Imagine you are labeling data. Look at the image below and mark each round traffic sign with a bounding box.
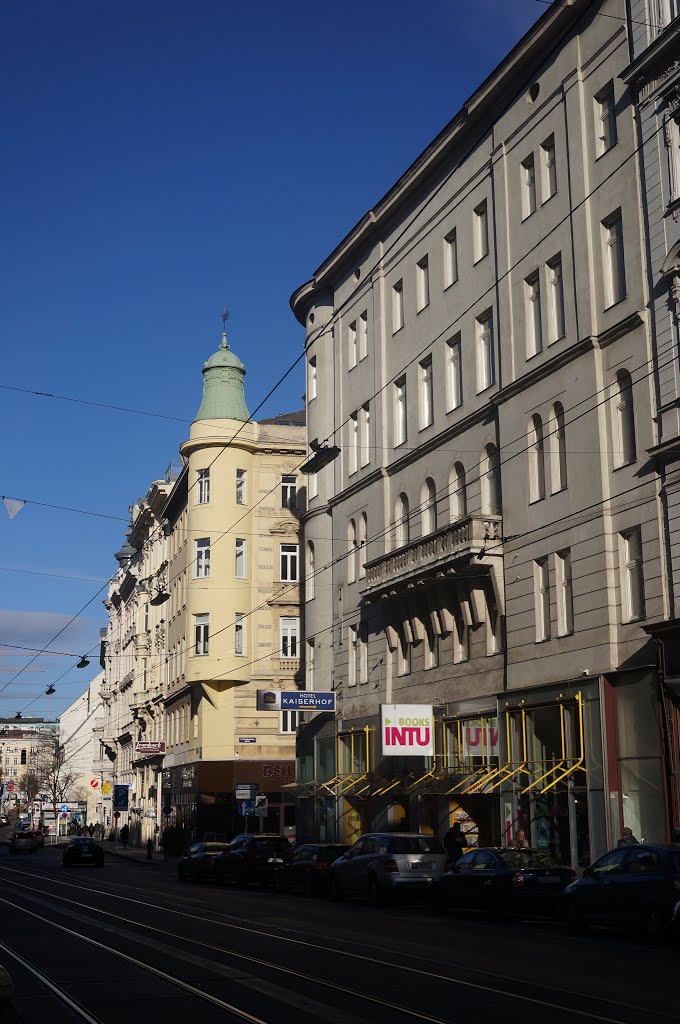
[113,811,121,819]
[162,805,172,816]
[89,779,99,789]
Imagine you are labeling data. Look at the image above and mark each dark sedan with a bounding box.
[177,842,230,882]
[214,834,292,887]
[63,837,104,867]
[276,843,349,896]
[565,844,680,941]
[429,848,574,918]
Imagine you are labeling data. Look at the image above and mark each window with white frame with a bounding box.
[620,528,645,621]
[473,200,489,261]
[348,320,357,369]
[194,613,209,656]
[521,154,537,218]
[235,468,246,505]
[234,612,245,656]
[397,635,411,676]
[348,625,358,686]
[546,254,565,343]
[666,109,680,202]
[358,512,367,579]
[528,414,546,503]
[359,311,368,361]
[306,541,315,601]
[280,543,299,582]
[197,469,210,504]
[308,471,318,500]
[235,538,246,579]
[541,135,557,199]
[416,255,430,311]
[475,310,494,392]
[595,82,617,156]
[194,538,211,578]
[281,474,297,509]
[306,638,315,688]
[555,549,574,636]
[419,356,434,429]
[281,709,304,734]
[347,518,357,584]
[359,626,368,683]
[392,279,404,332]
[308,355,317,400]
[446,335,462,411]
[360,403,370,467]
[602,211,626,307]
[525,271,543,358]
[482,444,501,515]
[422,478,437,534]
[396,493,410,547]
[613,369,636,466]
[487,604,503,655]
[349,412,359,475]
[394,376,407,446]
[549,402,568,493]
[280,616,299,658]
[443,228,458,288]
[534,558,551,641]
[426,630,439,669]
[450,463,466,521]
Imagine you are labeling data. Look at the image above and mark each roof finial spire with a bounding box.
[220,307,230,350]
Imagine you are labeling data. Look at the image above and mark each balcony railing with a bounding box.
[363,513,502,593]
[276,658,301,674]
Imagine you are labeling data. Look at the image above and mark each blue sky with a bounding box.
[0,0,543,717]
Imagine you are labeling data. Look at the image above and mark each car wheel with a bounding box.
[643,908,667,943]
[330,876,344,902]
[567,901,588,934]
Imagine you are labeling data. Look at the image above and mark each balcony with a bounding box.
[362,514,502,595]
[276,658,301,674]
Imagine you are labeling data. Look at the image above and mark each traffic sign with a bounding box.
[235,784,259,799]
[254,795,268,818]
[238,799,255,817]
[59,804,69,813]
[113,811,121,819]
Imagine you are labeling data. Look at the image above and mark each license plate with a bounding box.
[411,861,433,870]
[268,857,283,864]
[537,876,559,884]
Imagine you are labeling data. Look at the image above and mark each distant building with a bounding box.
[58,672,105,823]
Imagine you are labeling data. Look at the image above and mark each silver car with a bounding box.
[329,832,447,905]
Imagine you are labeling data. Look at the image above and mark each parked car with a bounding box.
[177,842,231,882]
[276,843,350,896]
[8,830,37,854]
[214,834,292,887]
[329,833,448,905]
[565,844,680,941]
[429,848,574,918]
[62,837,104,868]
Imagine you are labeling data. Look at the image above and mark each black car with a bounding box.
[177,842,231,882]
[565,844,680,940]
[63,837,104,867]
[429,847,574,918]
[214,834,292,887]
[276,843,350,896]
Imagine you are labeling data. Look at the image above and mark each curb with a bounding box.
[103,848,172,868]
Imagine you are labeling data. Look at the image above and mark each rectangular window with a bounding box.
[595,82,617,157]
[348,625,357,687]
[280,616,299,659]
[394,376,407,446]
[308,356,317,400]
[281,709,304,734]
[307,638,315,688]
[621,528,645,622]
[197,469,210,504]
[521,154,537,218]
[546,255,565,343]
[281,474,297,509]
[358,628,369,683]
[416,255,430,311]
[194,538,211,579]
[419,356,434,429]
[348,320,357,369]
[235,538,246,579]
[398,637,411,677]
[280,543,299,582]
[360,402,370,467]
[236,468,246,505]
[358,311,368,361]
[446,335,462,412]
[443,229,458,288]
[234,613,245,656]
[473,200,489,261]
[349,411,359,475]
[425,632,439,670]
[308,472,318,500]
[194,614,209,656]
[602,211,626,307]
[534,558,551,642]
[475,310,494,392]
[555,550,574,636]
[541,135,557,199]
[668,113,680,202]
[525,271,543,358]
[392,279,404,332]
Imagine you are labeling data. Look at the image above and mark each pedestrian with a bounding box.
[671,827,680,845]
[508,829,530,849]
[120,823,129,849]
[87,822,95,837]
[146,837,153,860]
[443,821,467,866]
[617,826,640,847]
[94,821,102,841]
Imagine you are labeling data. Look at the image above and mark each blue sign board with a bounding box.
[235,783,259,799]
[256,690,336,712]
[113,785,129,811]
[238,799,255,817]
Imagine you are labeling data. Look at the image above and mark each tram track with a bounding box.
[0,937,104,1024]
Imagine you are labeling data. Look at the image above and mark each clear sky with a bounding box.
[0,0,543,718]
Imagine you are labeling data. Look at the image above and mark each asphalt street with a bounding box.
[0,841,675,1024]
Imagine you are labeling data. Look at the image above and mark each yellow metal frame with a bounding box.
[540,691,585,793]
[520,701,566,794]
[483,705,530,792]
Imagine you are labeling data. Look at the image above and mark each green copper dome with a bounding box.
[195,330,250,422]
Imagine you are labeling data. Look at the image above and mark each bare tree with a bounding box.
[37,736,79,810]
[18,767,41,802]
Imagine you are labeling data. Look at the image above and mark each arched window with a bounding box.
[358,512,368,579]
[422,478,437,535]
[614,369,636,466]
[549,402,567,492]
[481,444,501,515]
[348,519,357,583]
[395,493,410,547]
[449,463,467,521]
[528,414,546,503]
[305,541,315,601]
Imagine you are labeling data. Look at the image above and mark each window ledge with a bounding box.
[521,210,536,223]
[392,326,405,337]
[528,496,546,506]
[595,142,618,162]
[444,280,459,292]
[534,638,551,645]
[603,295,627,314]
[473,252,489,266]
[416,304,430,315]
[612,458,637,472]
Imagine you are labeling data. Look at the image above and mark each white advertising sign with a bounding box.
[462,718,499,759]
[381,704,434,757]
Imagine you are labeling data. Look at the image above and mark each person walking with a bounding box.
[87,822,95,837]
[120,823,129,850]
[146,837,153,860]
[617,826,640,847]
[443,821,467,866]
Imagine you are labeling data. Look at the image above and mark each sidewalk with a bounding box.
[103,843,175,870]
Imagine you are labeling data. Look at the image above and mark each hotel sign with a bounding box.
[256,690,336,712]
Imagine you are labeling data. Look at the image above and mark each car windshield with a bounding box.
[203,843,230,852]
[389,837,444,854]
[498,850,562,869]
[72,838,95,845]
